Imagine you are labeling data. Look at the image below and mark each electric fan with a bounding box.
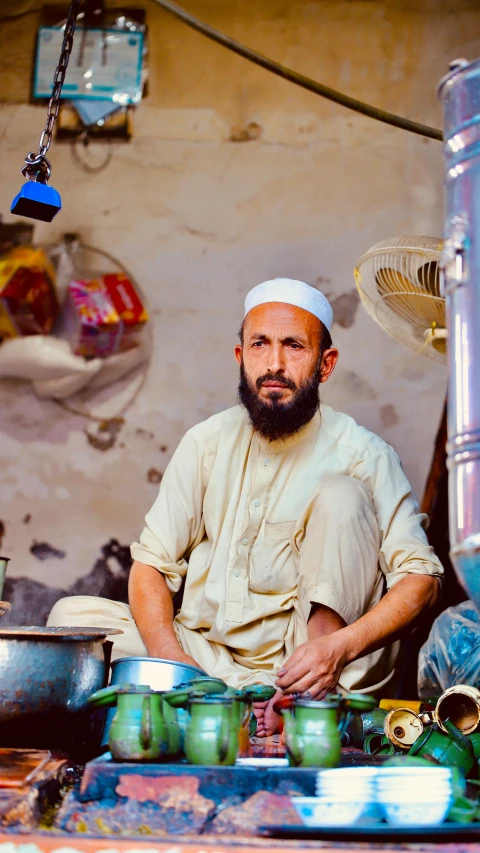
[354,236,446,364]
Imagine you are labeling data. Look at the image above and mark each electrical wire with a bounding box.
[71,135,113,174]
[150,0,443,142]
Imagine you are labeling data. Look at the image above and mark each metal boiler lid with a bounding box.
[0,626,123,641]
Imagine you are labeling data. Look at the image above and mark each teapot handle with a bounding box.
[283,716,303,765]
[102,640,114,686]
[273,694,294,715]
[140,695,153,750]
[442,717,474,756]
[218,706,232,763]
[241,695,253,728]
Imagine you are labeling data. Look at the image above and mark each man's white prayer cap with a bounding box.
[244,278,333,333]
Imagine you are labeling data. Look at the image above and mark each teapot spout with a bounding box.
[443,717,474,758]
[140,695,153,750]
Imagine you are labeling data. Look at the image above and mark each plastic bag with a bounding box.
[0,335,147,399]
[0,336,101,382]
[418,601,480,697]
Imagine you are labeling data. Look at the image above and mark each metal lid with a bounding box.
[0,626,123,641]
[437,57,480,114]
[116,684,155,695]
[295,697,340,709]
[190,694,233,704]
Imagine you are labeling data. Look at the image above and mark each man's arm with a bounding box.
[275,573,439,696]
[129,561,199,667]
[128,428,206,663]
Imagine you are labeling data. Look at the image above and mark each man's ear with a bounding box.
[234,344,243,365]
[320,348,339,383]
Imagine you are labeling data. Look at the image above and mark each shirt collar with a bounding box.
[252,409,321,455]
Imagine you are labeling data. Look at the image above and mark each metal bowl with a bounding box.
[110,656,206,691]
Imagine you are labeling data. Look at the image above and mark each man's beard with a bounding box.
[238,360,321,441]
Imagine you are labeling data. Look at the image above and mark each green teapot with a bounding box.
[341,694,386,747]
[237,684,276,739]
[468,732,480,761]
[89,684,179,762]
[225,690,254,753]
[185,695,237,765]
[164,676,228,747]
[188,677,229,695]
[447,795,478,823]
[363,732,396,755]
[409,718,476,777]
[165,676,229,708]
[188,688,266,762]
[242,684,276,703]
[343,693,378,713]
[274,694,341,768]
[310,692,379,746]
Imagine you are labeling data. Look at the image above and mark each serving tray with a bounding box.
[259,822,480,841]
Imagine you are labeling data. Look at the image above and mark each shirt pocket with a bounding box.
[250,521,297,594]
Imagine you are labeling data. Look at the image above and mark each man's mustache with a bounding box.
[256,373,297,392]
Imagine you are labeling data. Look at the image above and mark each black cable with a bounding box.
[151,0,443,142]
[71,135,113,173]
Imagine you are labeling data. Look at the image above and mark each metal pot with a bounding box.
[436,685,480,735]
[0,626,121,755]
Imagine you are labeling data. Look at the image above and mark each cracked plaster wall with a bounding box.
[0,0,479,606]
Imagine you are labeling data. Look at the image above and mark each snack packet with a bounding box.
[0,247,59,340]
[64,278,122,358]
[103,273,148,352]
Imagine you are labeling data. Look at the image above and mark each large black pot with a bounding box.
[0,626,120,758]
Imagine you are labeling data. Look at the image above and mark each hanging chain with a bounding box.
[22,0,82,183]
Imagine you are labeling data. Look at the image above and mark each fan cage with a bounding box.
[354,236,446,364]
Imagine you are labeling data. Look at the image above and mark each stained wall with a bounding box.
[0,0,478,617]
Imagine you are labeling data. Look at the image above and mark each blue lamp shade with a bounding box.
[11,181,62,222]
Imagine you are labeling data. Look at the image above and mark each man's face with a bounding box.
[235,303,338,440]
[237,303,324,402]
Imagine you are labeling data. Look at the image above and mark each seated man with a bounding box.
[49,278,443,736]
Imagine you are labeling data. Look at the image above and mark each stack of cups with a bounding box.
[374,766,453,827]
[315,767,379,822]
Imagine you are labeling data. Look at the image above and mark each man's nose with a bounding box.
[267,343,285,374]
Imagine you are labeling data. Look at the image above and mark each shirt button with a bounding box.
[253,499,261,507]
[242,537,248,545]
[234,569,241,577]
[264,459,270,466]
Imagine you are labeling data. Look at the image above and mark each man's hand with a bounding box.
[150,637,200,670]
[275,632,348,698]
[276,575,440,698]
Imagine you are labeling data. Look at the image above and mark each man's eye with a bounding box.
[252,341,264,347]
[289,343,302,350]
